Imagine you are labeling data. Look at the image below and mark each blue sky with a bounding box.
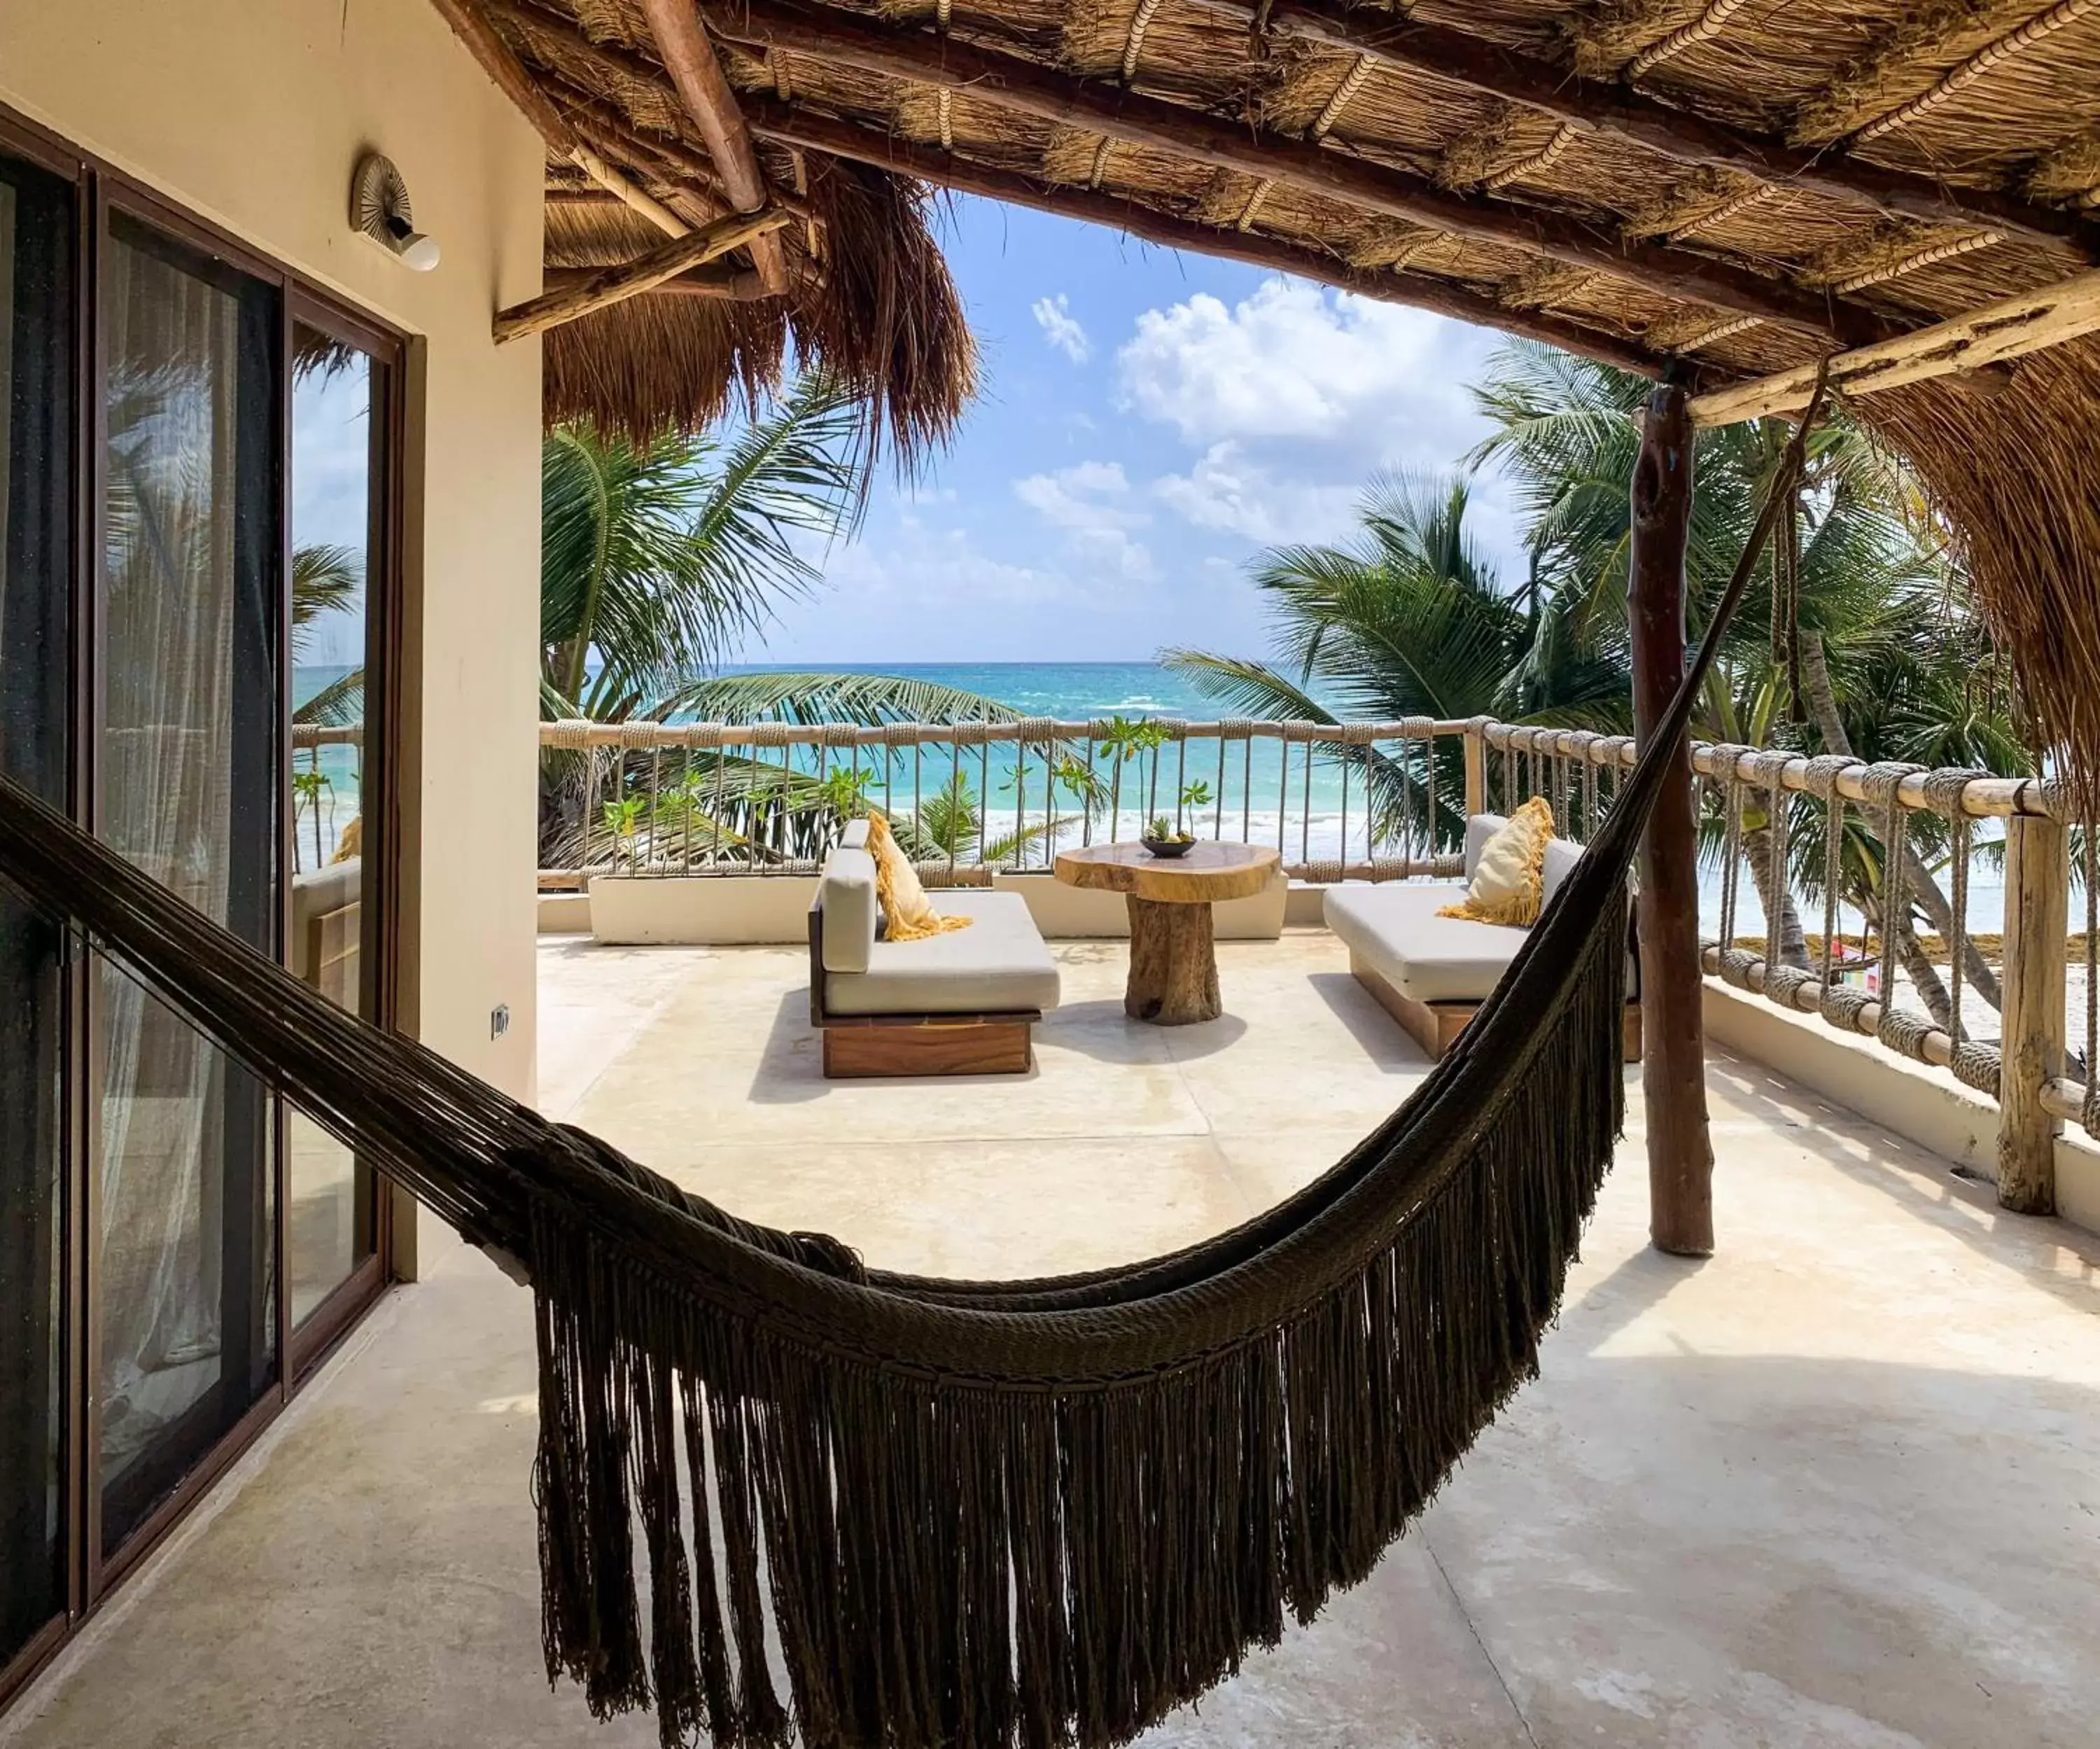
[751,194,1530,668]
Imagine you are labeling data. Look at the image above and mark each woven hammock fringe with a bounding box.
[527,904,1627,1749]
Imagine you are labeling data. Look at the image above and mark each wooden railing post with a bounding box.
[1462,725,1487,818]
[1996,812,2066,1214]
[1630,368,1714,1257]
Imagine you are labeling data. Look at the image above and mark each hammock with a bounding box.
[0,475,1765,1749]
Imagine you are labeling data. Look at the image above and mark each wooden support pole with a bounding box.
[1180,0,2099,256]
[713,0,1889,344]
[493,209,790,340]
[1629,370,1714,1257]
[638,0,791,292]
[1690,269,2100,426]
[1996,814,2067,1215]
[750,104,1668,377]
[1462,725,1486,817]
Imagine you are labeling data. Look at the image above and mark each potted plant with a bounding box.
[1142,811,1196,858]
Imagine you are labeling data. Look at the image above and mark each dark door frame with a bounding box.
[0,95,410,1711]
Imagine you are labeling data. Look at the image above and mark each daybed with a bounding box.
[1325,814,1642,1062]
[808,821,1061,1078]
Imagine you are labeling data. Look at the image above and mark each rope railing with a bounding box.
[1478,722,2093,1194]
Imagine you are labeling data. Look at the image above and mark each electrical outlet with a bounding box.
[491,1003,510,1040]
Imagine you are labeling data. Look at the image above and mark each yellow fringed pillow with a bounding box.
[864,812,971,943]
[1437,797,1555,928]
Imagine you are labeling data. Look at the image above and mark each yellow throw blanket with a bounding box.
[864,812,972,942]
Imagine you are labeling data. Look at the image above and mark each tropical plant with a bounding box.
[1168,342,2026,1026]
[532,375,1059,869]
[1163,472,1603,851]
[1469,340,2024,1013]
[540,372,867,722]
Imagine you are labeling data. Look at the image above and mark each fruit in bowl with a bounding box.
[1142,814,1196,858]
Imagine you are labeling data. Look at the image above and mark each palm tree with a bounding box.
[536,374,1086,870]
[1469,341,2026,1010]
[1163,472,1622,852]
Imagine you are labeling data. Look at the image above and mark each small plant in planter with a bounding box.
[1142,811,1196,858]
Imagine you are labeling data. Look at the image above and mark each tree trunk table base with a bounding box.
[1054,840,1280,1028]
[1124,896,1219,1024]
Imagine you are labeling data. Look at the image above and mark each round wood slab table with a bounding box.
[1054,841,1281,1025]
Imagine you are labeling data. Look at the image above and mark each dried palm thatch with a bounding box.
[447,0,2100,780]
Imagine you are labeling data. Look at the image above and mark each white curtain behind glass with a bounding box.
[95,235,241,1461]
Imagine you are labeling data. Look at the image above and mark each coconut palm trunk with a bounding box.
[1740,817,1812,970]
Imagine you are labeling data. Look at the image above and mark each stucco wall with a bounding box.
[0,0,545,1271]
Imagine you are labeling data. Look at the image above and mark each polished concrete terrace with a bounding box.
[6,930,2099,1748]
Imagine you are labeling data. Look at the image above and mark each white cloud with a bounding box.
[1116,277,1527,581]
[1013,460,1158,583]
[1031,293,1091,364]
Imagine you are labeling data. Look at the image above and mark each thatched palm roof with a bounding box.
[436,0,2100,776]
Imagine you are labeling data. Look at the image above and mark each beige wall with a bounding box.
[0,0,546,1267]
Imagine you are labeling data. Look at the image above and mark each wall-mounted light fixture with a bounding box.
[351,152,441,272]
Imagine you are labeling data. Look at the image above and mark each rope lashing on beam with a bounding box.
[1628,0,1754,80]
[1828,229,2008,295]
[1482,121,1580,192]
[1311,55,1375,138]
[1241,50,1375,232]
[1120,0,1164,80]
[1851,0,2100,146]
[1665,182,1778,242]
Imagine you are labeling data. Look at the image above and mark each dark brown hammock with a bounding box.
[0,464,1765,1748]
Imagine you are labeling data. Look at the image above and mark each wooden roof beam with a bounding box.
[495,208,791,340]
[637,0,791,292]
[426,0,687,237]
[744,101,1673,377]
[541,261,775,299]
[709,0,1894,345]
[1181,0,2100,258]
[1688,267,2100,424]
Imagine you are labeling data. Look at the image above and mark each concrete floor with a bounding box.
[7,930,2100,1748]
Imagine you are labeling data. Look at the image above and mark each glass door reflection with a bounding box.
[286,326,379,1326]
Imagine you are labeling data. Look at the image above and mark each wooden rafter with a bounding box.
[426,0,686,238]
[1687,269,2100,424]
[704,0,1896,343]
[745,101,1674,377]
[539,262,774,299]
[638,0,791,293]
[495,209,792,340]
[1182,0,2100,254]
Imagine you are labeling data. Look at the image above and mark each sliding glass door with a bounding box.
[0,111,400,1705]
[0,141,74,1686]
[94,214,282,1556]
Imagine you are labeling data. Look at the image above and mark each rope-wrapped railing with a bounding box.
[1480,723,2100,1180]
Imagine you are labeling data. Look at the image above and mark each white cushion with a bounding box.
[818,844,879,973]
[1326,842,1628,1006]
[840,818,871,850]
[825,890,1060,1017]
[1326,883,1522,1003]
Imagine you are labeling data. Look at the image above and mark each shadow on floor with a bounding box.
[1705,1052,2100,1320]
[1304,970,1434,1073]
